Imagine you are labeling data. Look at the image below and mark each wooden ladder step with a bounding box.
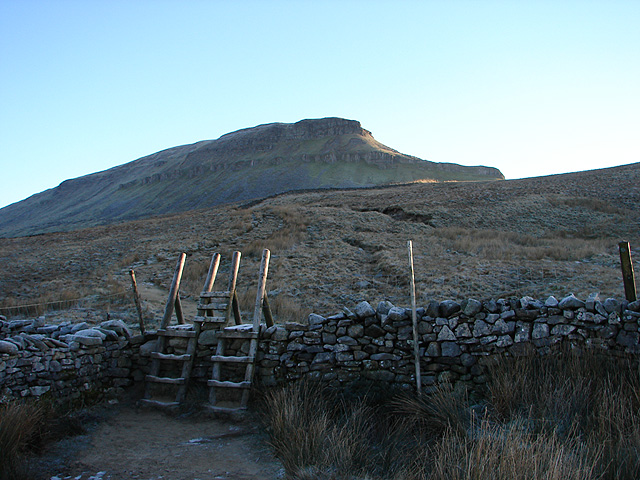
[208,380,251,389]
[150,352,192,361]
[200,291,231,298]
[140,398,180,408]
[206,405,248,413]
[217,329,259,339]
[193,315,227,323]
[146,375,186,385]
[211,355,253,364]
[157,328,196,338]
[197,303,229,310]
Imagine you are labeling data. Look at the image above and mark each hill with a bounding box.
[0,117,503,238]
[0,162,638,322]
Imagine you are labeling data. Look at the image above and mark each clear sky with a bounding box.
[1,0,638,209]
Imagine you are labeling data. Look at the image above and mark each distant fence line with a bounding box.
[0,290,129,317]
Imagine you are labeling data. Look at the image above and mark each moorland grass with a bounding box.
[263,350,640,479]
[0,401,43,480]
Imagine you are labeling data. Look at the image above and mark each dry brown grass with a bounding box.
[262,379,372,479]
[421,420,598,480]
[0,401,44,480]
[244,205,311,258]
[547,195,628,216]
[262,350,640,479]
[0,164,638,318]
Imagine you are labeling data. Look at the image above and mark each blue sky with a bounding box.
[1,0,638,209]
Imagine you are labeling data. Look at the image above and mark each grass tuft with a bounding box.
[263,350,640,479]
[0,401,44,480]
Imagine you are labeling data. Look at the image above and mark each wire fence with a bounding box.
[0,290,131,318]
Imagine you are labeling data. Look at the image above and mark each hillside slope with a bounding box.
[0,162,638,320]
[0,118,503,237]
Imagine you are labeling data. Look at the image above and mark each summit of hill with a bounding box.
[0,117,503,238]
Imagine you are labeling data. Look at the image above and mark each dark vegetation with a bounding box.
[0,394,105,479]
[262,349,640,479]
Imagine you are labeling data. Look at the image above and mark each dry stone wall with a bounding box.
[254,293,640,391]
[2,292,640,404]
[0,316,145,403]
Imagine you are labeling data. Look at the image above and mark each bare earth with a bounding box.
[41,406,283,480]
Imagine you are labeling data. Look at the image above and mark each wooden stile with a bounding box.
[143,249,267,412]
[142,252,195,407]
[207,249,270,412]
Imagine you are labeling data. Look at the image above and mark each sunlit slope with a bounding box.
[0,118,503,237]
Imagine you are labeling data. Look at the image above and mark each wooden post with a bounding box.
[203,253,221,294]
[228,251,242,293]
[232,291,243,325]
[199,253,221,319]
[129,269,145,334]
[174,296,185,324]
[262,294,275,327]
[619,241,637,302]
[253,249,270,331]
[408,241,422,395]
[161,253,186,329]
[228,251,242,324]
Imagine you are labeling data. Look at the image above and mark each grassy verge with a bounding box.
[0,391,109,479]
[262,350,640,479]
[0,401,44,480]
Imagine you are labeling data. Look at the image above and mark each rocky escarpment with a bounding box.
[0,117,503,238]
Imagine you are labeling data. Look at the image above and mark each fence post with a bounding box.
[619,242,637,302]
[408,241,422,395]
[129,269,145,334]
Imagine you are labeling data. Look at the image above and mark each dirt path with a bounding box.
[42,406,284,480]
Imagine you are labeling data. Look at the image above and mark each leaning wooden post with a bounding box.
[199,253,221,319]
[161,252,186,329]
[408,241,422,395]
[228,251,242,325]
[262,294,275,327]
[174,296,185,324]
[203,253,222,294]
[129,269,145,334]
[619,241,637,302]
[253,249,271,331]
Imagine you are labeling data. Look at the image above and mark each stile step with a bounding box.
[206,405,248,413]
[208,379,251,389]
[200,291,231,298]
[197,303,229,310]
[193,316,227,324]
[157,329,196,338]
[140,398,180,408]
[211,355,253,364]
[217,330,258,339]
[150,352,191,361]
[146,375,186,385]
